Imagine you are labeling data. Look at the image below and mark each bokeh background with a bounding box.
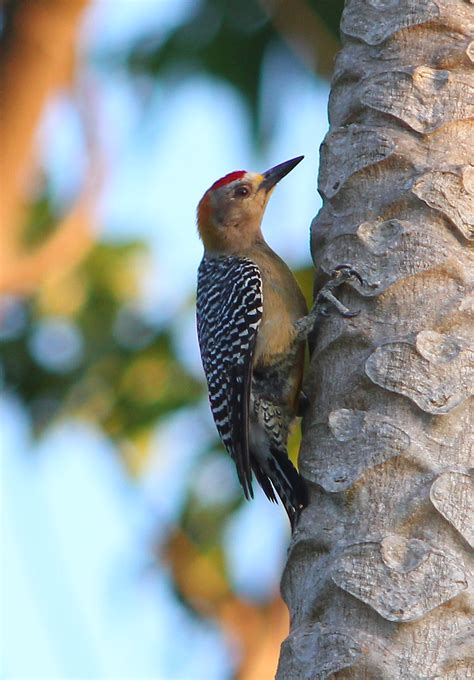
[1,1,343,678]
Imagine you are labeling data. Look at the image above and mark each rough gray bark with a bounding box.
[277,1,473,678]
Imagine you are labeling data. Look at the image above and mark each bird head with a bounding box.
[197,155,304,255]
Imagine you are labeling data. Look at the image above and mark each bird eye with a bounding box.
[234,185,250,198]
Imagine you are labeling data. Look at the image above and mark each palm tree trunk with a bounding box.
[277,1,473,677]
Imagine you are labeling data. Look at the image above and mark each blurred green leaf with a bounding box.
[126,0,274,137]
[1,241,203,443]
[97,0,344,140]
[21,183,57,249]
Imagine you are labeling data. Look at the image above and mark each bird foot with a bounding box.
[292,264,365,341]
[315,264,365,318]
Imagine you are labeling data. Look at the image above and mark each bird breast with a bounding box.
[248,247,307,368]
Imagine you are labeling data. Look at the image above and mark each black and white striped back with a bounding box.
[196,255,263,497]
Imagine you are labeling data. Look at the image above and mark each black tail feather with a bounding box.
[256,446,308,530]
[271,446,308,507]
[251,459,278,504]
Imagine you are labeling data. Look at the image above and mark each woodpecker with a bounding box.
[196,156,361,529]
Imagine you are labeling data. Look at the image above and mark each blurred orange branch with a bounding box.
[0,0,94,295]
[165,528,288,679]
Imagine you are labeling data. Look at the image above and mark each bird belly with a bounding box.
[250,393,289,451]
[252,346,304,417]
[253,269,303,361]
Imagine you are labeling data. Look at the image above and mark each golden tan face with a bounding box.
[197,157,304,254]
[197,172,272,253]
[209,172,270,227]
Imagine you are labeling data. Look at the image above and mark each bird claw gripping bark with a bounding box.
[293,264,364,341]
[316,264,364,319]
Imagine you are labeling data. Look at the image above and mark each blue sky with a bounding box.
[1,1,330,678]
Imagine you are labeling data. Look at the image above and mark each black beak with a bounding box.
[259,155,304,192]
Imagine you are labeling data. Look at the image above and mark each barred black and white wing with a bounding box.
[196,256,263,499]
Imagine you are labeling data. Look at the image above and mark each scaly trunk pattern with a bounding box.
[277,1,473,678]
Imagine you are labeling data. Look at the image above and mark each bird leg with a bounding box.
[293,264,364,342]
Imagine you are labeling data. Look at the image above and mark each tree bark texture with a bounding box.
[278,1,473,678]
